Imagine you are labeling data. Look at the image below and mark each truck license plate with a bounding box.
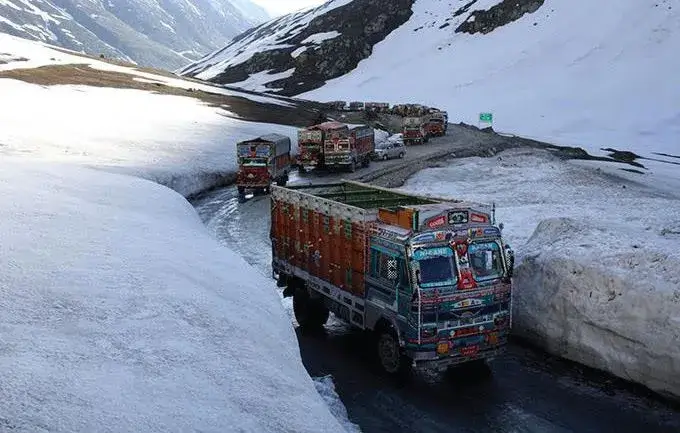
[460,345,479,357]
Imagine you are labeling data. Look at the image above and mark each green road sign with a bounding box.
[479,112,493,122]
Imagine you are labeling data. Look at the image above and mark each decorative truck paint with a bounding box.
[425,112,447,137]
[297,129,325,170]
[402,116,428,145]
[236,133,291,196]
[322,123,375,172]
[271,181,515,374]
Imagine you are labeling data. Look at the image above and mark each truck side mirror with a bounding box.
[504,248,515,280]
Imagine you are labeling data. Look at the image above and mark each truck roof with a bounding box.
[237,133,291,156]
[238,133,290,145]
[308,121,347,131]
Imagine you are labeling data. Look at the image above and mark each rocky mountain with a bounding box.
[178,0,551,95]
[0,0,270,70]
[178,0,416,95]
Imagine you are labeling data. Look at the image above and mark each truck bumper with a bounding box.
[407,344,507,371]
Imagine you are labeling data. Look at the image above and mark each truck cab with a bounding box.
[426,112,447,137]
[297,128,325,172]
[402,116,428,145]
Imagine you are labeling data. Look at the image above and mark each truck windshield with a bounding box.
[468,241,504,282]
[240,157,267,166]
[412,247,457,288]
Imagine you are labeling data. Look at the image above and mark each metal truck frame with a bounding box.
[236,133,291,197]
[271,181,514,376]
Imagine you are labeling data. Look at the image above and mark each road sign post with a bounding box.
[479,112,493,129]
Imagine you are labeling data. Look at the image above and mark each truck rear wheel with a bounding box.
[293,289,329,329]
[375,325,412,377]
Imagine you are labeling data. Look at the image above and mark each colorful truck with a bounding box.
[425,112,447,137]
[322,123,375,172]
[297,126,326,172]
[402,116,428,145]
[236,133,291,197]
[271,181,514,375]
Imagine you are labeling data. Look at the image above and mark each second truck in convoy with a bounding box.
[271,181,514,375]
[298,121,375,172]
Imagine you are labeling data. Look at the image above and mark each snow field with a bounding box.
[402,148,680,398]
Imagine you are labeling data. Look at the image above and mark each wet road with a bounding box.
[191,130,680,432]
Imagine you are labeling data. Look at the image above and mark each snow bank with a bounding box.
[0,35,354,431]
[301,0,680,168]
[402,149,680,398]
[0,159,345,432]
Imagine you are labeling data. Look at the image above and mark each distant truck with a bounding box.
[365,102,390,113]
[402,116,428,145]
[236,133,291,197]
[348,101,365,111]
[322,122,375,172]
[271,181,514,375]
[297,125,326,172]
[425,112,447,137]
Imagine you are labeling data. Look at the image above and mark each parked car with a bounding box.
[374,140,406,160]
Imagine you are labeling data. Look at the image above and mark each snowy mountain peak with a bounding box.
[0,0,270,70]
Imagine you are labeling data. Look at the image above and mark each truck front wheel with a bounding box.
[293,289,329,329]
[375,326,412,377]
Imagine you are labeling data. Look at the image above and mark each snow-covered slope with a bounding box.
[0,35,355,431]
[179,0,414,94]
[402,148,680,399]
[183,0,679,169]
[0,0,270,70]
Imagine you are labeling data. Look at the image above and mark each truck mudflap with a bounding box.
[408,345,507,371]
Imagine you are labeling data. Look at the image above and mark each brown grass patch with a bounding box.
[0,63,323,127]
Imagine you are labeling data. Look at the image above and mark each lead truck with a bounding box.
[236,134,291,197]
[270,181,514,375]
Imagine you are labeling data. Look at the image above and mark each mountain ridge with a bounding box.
[0,0,270,70]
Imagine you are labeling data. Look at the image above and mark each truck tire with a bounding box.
[293,289,329,329]
[276,177,287,187]
[375,325,412,377]
[237,186,245,196]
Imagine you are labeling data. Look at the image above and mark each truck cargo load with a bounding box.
[236,133,291,197]
[271,181,514,376]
